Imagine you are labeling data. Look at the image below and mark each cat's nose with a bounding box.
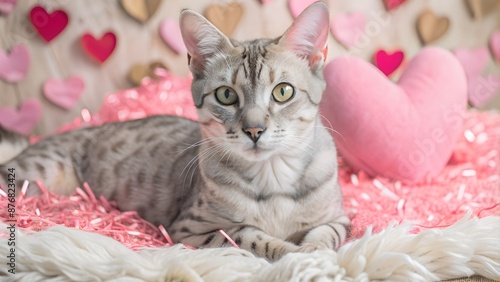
[243,127,266,143]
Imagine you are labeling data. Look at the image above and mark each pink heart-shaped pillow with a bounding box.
[321,47,467,181]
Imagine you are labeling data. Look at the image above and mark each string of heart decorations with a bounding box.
[0,0,499,135]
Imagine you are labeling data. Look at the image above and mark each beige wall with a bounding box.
[1,0,499,135]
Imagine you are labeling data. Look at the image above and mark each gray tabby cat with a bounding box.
[0,2,349,261]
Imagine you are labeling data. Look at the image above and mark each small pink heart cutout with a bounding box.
[0,44,30,83]
[288,0,318,18]
[490,30,500,62]
[0,0,16,15]
[321,47,467,181]
[43,76,85,110]
[160,19,187,54]
[0,99,41,135]
[331,12,366,49]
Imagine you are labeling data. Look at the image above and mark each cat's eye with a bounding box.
[272,83,295,103]
[215,86,238,105]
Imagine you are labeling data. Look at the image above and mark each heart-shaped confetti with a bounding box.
[120,0,161,23]
[331,12,366,49]
[127,61,167,86]
[0,99,41,135]
[159,19,186,54]
[453,47,489,79]
[466,0,500,19]
[382,0,407,11]
[43,76,85,110]
[204,3,243,36]
[0,44,30,83]
[0,0,16,15]
[373,49,404,76]
[417,10,449,45]
[29,5,68,42]
[288,0,317,18]
[81,32,117,63]
[490,30,500,62]
[468,75,500,107]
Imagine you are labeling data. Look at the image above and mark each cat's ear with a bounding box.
[179,9,232,74]
[279,2,330,68]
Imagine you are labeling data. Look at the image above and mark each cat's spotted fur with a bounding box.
[0,2,349,261]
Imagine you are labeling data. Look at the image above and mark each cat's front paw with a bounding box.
[297,243,328,253]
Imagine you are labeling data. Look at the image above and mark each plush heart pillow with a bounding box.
[320,47,467,181]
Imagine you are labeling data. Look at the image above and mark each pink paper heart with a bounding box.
[259,0,273,4]
[43,76,85,110]
[453,47,489,79]
[490,30,500,62]
[0,0,16,15]
[0,99,41,135]
[468,75,500,107]
[373,49,404,76]
[288,0,318,18]
[0,44,30,83]
[321,47,467,181]
[331,12,366,49]
[383,0,407,11]
[159,19,187,54]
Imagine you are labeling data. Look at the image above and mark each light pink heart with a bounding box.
[321,47,467,181]
[0,99,41,135]
[43,76,85,110]
[160,19,187,54]
[288,0,318,18]
[490,30,500,62]
[331,12,366,49]
[468,75,500,107]
[0,0,16,15]
[453,47,489,79]
[0,44,30,83]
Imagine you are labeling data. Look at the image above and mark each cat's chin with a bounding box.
[239,146,275,162]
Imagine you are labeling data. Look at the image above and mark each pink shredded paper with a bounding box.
[1,71,499,249]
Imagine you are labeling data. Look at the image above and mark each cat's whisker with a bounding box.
[318,114,346,142]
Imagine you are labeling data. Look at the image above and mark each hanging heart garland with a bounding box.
[43,76,85,110]
[81,32,117,63]
[29,5,68,42]
[0,99,42,135]
[0,0,16,15]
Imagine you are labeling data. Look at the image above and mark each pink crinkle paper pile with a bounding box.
[1,71,499,248]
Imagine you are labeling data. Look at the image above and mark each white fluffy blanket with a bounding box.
[1,212,499,281]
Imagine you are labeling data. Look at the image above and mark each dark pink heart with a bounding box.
[81,32,117,63]
[0,0,16,15]
[490,30,500,62]
[0,44,30,83]
[0,99,41,135]
[30,5,68,42]
[43,76,85,110]
[321,47,467,181]
[383,0,407,11]
[373,49,404,76]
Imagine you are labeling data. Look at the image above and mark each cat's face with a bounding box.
[180,3,329,161]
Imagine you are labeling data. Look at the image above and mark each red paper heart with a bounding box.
[0,99,41,135]
[383,0,407,11]
[43,76,85,110]
[373,49,404,76]
[81,32,117,63]
[29,6,68,42]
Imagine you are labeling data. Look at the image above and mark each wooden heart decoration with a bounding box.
[288,0,317,18]
[321,47,467,181]
[373,49,404,77]
[159,19,186,54]
[0,44,30,83]
[0,0,16,15]
[81,32,117,63]
[29,5,68,42]
[204,3,243,36]
[120,0,161,23]
[490,30,500,62]
[43,76,85,110]
[127,61,167,86]
[382,0,407,11]
[330,12,366,49]
[0,99,42,135]
[417,10,449,44]
[466,0,500,19]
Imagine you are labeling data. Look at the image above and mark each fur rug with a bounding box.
[1,212,499,281]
